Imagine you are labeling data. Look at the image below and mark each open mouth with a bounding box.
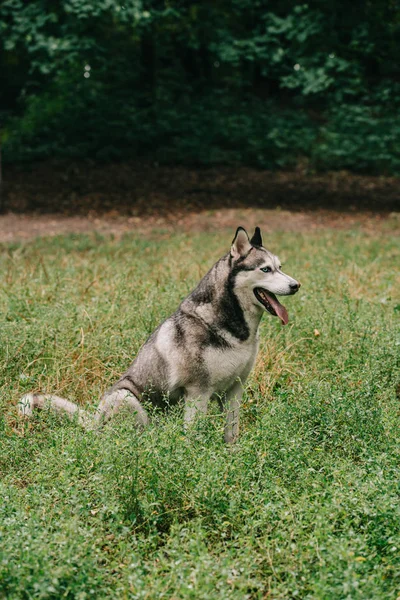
[254,288,289,325]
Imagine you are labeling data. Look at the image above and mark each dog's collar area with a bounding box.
[253,288,289,325]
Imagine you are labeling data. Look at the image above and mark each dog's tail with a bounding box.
[19,393,95,428]
[18,389,149,430]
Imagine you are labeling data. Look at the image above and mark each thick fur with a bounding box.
[19,227,300,443]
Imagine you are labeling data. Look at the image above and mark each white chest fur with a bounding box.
[203,338,259,392]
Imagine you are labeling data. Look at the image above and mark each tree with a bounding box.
[1,0,400,173]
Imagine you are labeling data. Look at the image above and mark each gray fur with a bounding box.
[19,227,300,443]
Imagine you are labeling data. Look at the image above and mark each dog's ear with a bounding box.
[231,227,251,259]
[250,227,263,247]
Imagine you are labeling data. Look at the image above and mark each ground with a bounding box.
[1,206,399,243]
[1,164,399,599]
[1,162,399,242]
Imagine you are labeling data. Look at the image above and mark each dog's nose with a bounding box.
[290,281,300,292]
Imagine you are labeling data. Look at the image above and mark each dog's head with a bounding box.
[230,226,300,325]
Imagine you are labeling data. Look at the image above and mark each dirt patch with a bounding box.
[1,161,399,242]
[0,208,398,244]
[3,161,400,215]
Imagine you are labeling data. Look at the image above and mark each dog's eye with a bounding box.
[261,266,272,273]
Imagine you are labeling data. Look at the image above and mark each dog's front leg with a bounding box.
[224,380,244,444]
[183,387,210,429]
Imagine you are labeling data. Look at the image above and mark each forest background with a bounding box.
[1,0,399,175]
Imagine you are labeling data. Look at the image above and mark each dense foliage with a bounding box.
[1,0,400,172]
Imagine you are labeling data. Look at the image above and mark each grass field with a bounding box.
[1,225,399,599]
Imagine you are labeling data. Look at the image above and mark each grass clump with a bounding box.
[0,227,399,598]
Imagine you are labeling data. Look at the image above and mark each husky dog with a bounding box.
[19,227,300,443]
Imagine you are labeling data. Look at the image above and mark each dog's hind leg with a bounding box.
[93,389,149,429]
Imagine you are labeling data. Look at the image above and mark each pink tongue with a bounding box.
[265,292,289,326]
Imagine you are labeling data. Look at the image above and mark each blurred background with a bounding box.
[0,0,399,217]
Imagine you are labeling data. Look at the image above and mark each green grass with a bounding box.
[1,227,399,599]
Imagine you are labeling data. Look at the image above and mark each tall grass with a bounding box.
[1,227,399,598]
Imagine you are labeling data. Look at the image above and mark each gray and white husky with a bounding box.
[19,227,300,443]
